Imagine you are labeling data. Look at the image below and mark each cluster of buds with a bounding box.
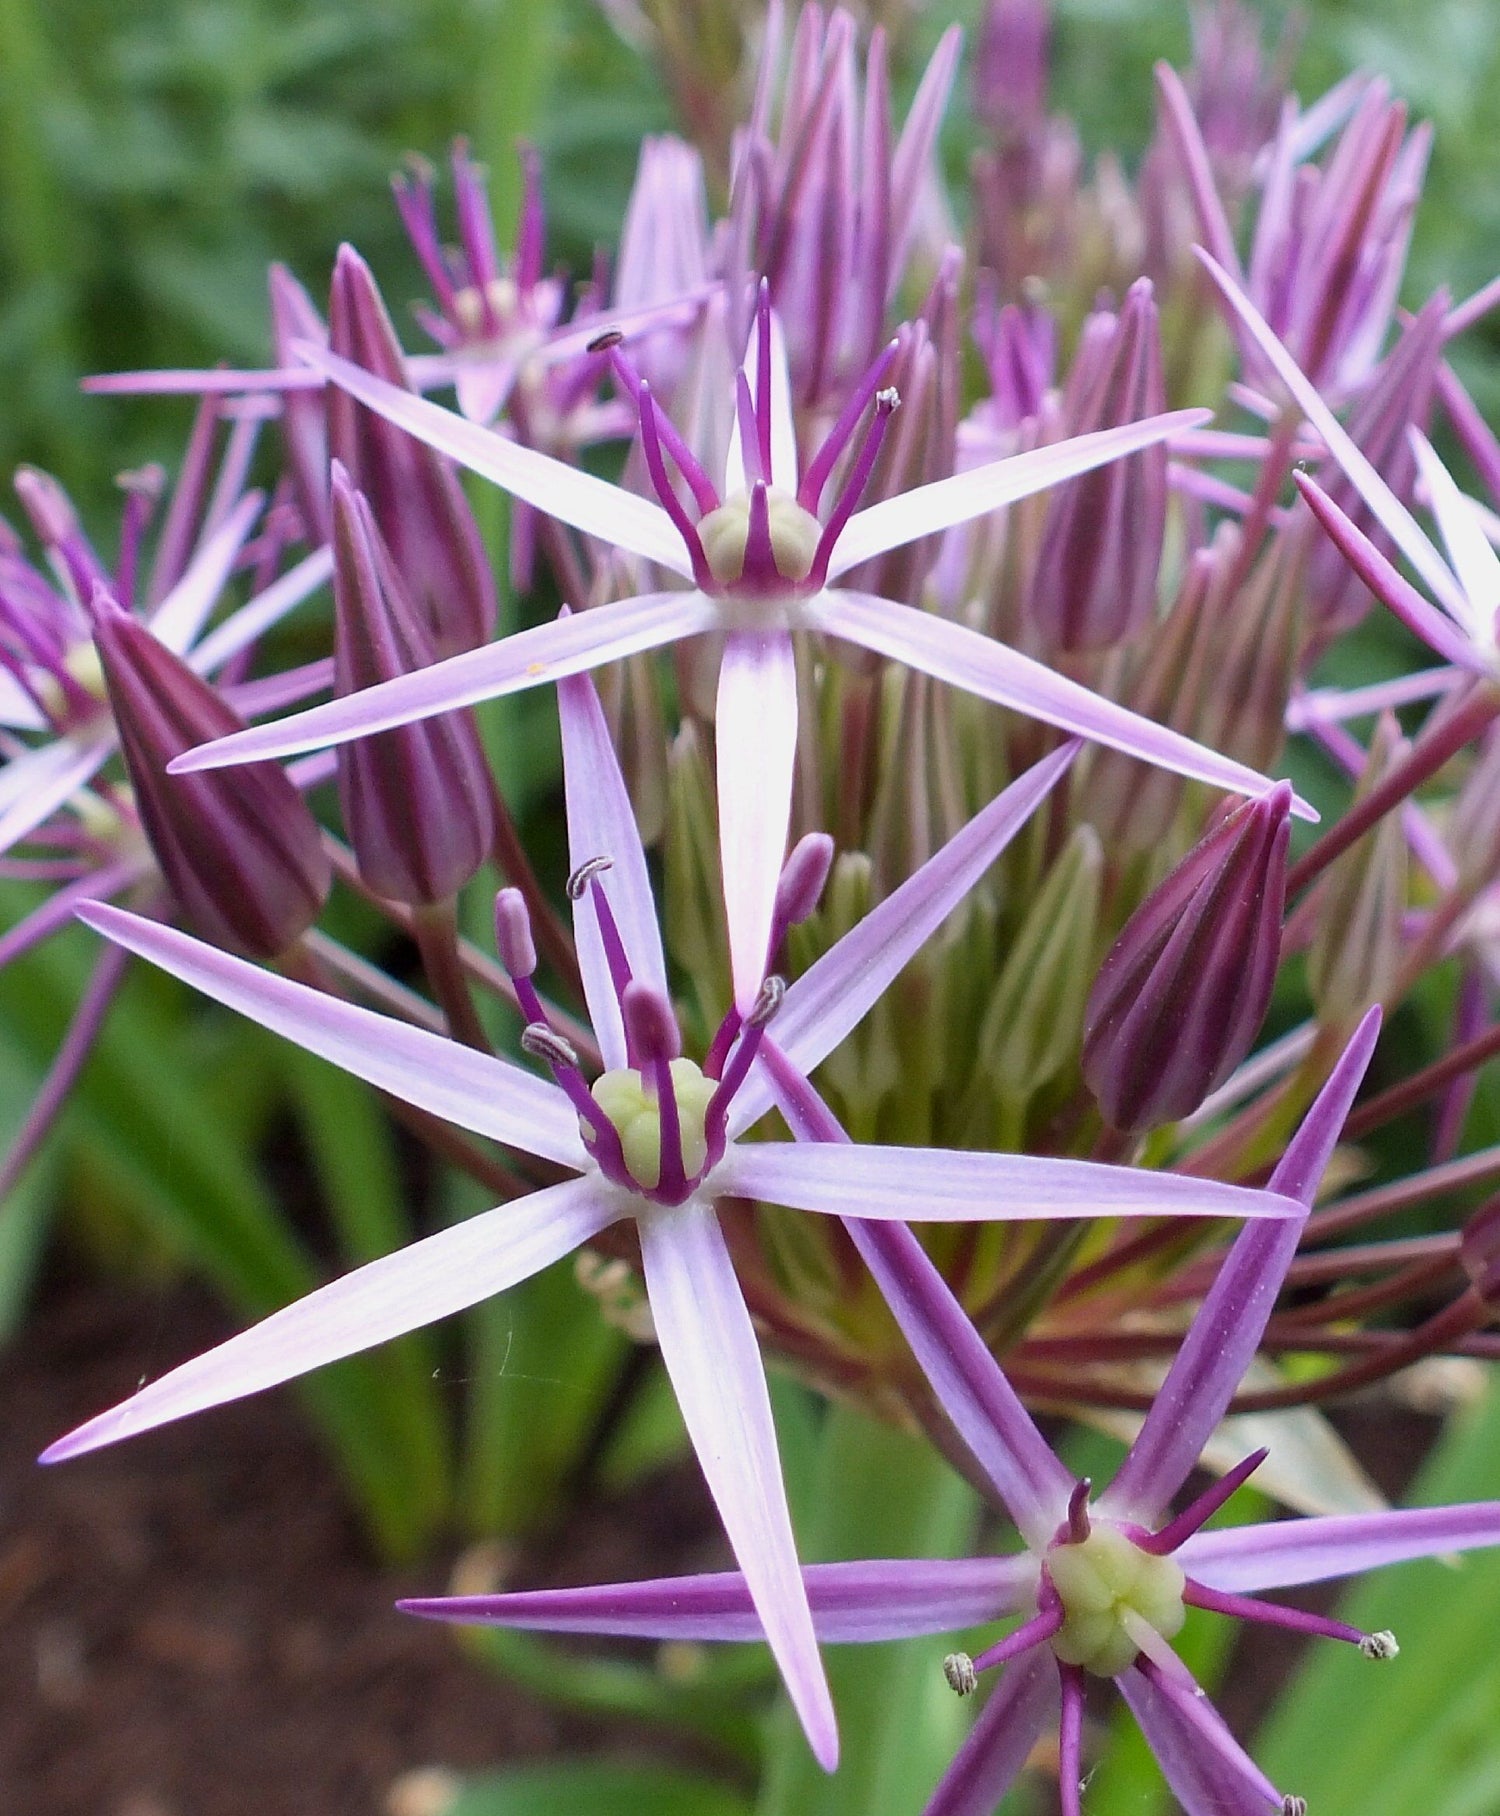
[14,2,1500,1810]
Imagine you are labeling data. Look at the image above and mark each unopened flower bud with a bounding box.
[330,466,493,906]
[91,594,330,959]
[328,244,496,656]
[1027,280,1167,651]
[1083,783,1291,1131]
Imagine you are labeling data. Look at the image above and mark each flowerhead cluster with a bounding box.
[13,5,1500,1814]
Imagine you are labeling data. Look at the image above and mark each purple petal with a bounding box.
[729,745,1074,1133]
[639,1198,837,1771]
[1294,475,1483,672]
[841,1214,1071,1550]
[715,1141,1300,1226]
[923,1651,1057,1816]
[807,590,1315,819]
[41,1174,623,1463]
[300,345,694,578]
[401,1554,1034,1643]
[1196,249,1469,622]
[0,735,115,857]
[75,903,587,1167]
[716,629,797,1011]
[1118,1663,1282,1816]
[1104,1009,1381,1522]
[828,410,1210,578]
[168,590,716,772]
[146,492,263,656]
[1176,1501,1500,1594]
[559,667,668,1067]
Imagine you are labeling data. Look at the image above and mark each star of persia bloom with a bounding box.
[167,288,1312,1009]
[44,666,1296,1772]
[399,1010,1500,1814]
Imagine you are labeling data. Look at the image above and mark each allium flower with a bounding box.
[45,671,1293,1768]
[167,291,1309,1008]
[397,1013,1500,1812]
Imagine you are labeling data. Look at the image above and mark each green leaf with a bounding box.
[1257,1371,1500,1814]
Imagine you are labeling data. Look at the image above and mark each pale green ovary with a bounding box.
[591,1058,719,1191]
[1046,1526,1186,1677]
[698,487,821,586]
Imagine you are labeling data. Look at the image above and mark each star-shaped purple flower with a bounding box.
[397,1010,1500,1812]
[165,289,1312,1009]
[45,666,1294,1772]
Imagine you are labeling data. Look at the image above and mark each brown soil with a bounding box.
[0,1266,718,1816]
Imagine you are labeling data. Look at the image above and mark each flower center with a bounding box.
[698,488,821,588]
[452,276,519,339]
[1046,1526,1186,1677]
[588,1058,718,1193]
[34,638,110,726]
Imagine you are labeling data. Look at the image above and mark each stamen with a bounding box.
[567,856,613,899]
[942,1652,977,1696]
[970,1602,1065,1673]
[746,974,787,1028]
[1283,1798,1307,1816]
[514,143,545,294]
[1360,1629,1399,1660]
[603,347,718,514]
[1182,1580,1372,1648]
[1067,1478,1093,1544]
[452,139,502,302]
[736,372,765,485]
[520,1024,580,1070]
[633,383,714,587]
[807,386,900,587]
[753,279,773,482]
[520,1023,626,1161]
[393,156,458,317]
[702,975,786,1148]
[702,1006,743,1081]
[797,338,900,514]
[576,871,635,1028]
[1140,1448,1269,1554]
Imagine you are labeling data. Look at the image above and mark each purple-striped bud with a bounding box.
[1083,781,1291,1131]
[91,594,329,959]
[328,245,496,656]
[330,464,494,906]
[1026,280,1167,651]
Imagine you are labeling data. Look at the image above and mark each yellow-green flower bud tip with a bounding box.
[1046,1526,1186,1677]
